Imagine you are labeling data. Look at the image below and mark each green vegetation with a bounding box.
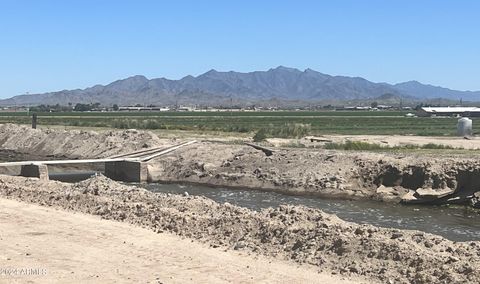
[420,143,456,150]
[324,141,460,151]
[29,104,72,112]
[253,129,267,142]
[0,110,410,117]
[0,111,476,137]
[324,141,387,150]
[73,103,101,112]
[252,123,311,141]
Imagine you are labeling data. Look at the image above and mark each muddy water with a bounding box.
[142,183,480,242]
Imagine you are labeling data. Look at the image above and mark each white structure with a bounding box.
[418,107,480,117]
[457,118,473,136]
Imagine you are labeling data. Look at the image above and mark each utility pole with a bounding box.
[32,113,37,129]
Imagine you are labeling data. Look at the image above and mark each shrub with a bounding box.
[266,123,311,138]
[253,129,267,142]
[421,143,455,149]
[324,141,385,150]
[324,141,462,151]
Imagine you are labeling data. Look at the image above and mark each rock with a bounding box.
[446,256,459,263]
[376,185,395,194]
[354,227,365,235]
[391,232,403,239]
[401,190,422,204]
[424,241,434,248]
[291,240,303,250]
[203,163,216,172]
[234,242,246,250]
[470,192,480,208]
[221,161,231,167]
[414,188,454,199]
[183,191,189,197]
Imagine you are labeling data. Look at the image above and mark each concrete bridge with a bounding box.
[0,140,196,183]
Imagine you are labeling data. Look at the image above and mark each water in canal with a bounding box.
[1,148,478,242]
[141,182,480,242]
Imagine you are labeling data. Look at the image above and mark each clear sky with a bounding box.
[0,0,479,98]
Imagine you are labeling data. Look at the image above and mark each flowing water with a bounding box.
[142,182,480,242]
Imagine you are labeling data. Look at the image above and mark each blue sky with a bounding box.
[0,0,479,98]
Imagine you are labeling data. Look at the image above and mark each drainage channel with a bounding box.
[141,182,480,242]
[1,150,478,242]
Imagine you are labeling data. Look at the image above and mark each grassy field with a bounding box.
[0,111,476,136]
[0,110,409,117]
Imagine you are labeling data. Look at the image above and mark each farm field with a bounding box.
[0,111,476,136]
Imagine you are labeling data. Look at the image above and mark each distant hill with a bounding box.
[394,81,480,102]
[1,66,478,106]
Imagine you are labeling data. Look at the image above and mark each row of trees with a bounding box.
[29,103,117,112]
[29,104,72,112]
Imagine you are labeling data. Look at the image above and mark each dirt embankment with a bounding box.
[1,124,480,207]
[149,142,480,208]
[0,123,169,158]
[0,175,478,284]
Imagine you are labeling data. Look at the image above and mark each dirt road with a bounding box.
[0,175,478,283]
[0,198,366,284]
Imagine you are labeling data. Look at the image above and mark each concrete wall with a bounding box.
[104,161,147,183]
[20,164,49,181]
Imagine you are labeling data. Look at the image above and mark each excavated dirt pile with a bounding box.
[0,174,478,284]
[0,123,166,158]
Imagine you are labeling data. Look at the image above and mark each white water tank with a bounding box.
[457,117,473,136]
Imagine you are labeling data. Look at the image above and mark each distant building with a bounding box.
[417,107,480,117]
[1,107,29,112]
[377,105,393,110]
[118,106,170,112]
[341,106,371,111]
[177,106,195,112]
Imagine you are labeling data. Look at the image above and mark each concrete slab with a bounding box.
[104,161,147,183]
[20,164,49,181]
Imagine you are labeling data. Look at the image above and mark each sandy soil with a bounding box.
[0,198,365,284]
[0,175,478,283]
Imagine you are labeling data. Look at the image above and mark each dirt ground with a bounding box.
[0,175,478,284]
[0,198,365,284]
[266,135,480,149]
[0,123,173,158]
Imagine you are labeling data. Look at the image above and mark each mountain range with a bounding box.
[1,66,478,107]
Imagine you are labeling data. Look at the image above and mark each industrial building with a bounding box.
[417,107,480,117]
